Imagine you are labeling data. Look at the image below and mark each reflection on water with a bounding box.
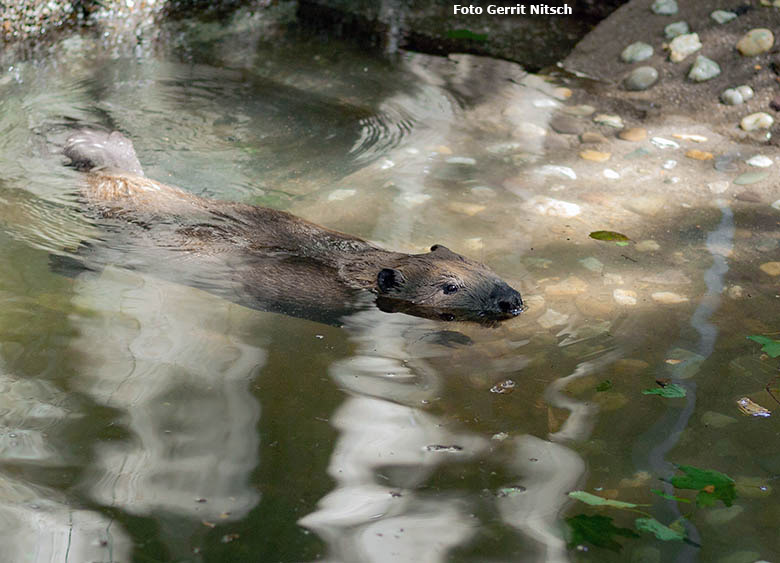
[0,6,777,563]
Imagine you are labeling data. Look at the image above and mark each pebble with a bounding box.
[580,131,608,143]
[650,136,680,149]
[446,156,476,165]
[545,276,588,296]
[664,21,689,40]
[618,127,647,141]
[714,155,739,172]
[579,257,604,272]
[552,87,573,100]
[636,240,660,252]
[726,284,743,298]
[669,33,702,62]
[721,88,745,105]
[579,150,611,162]
[528,196,581,217]
[685,149,713,160]
[688,56,721,81]
[662,159,677,169]
[708,181,729,194]
[538,165,577,180]
[651,0,678,15]
[593,114,624,128]
[737,85,754,101]
[327,189,356,201]
[736,28,774,56]
[613,289,637,306]
[562,104,595,116]
[621,42,653,63]
[448,202,485,216]
[672,133,708,142]
[603,168,620,179]
[624,66,658,90]
[772,199,780,210]
[550,114,583,135]
[740,112,774,131]
[651,292,689,304]
[760,262,780,276]
[747,155,773,167]
[710,10,737,24]
[537,308,569,329]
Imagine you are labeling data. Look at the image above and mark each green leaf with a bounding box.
[568,491,645,509]
[446,29,488,41]
[589,230,631,242]
[747,335,780,358]
[566,514,639,552]
[669,465,736,507]
[596,380,613,392]
[635,517,686,541]
[642,384,687,398]
[650,489,691,503]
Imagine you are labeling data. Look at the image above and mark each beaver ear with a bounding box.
[377,268,405,293]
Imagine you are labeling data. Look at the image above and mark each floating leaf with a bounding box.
[596,380,613,392]
[446,29,488,41]
[642,384,687,398]
[650,489,691,503]
[747,335,780,358]
[635,517,686,541]
[568,491,646,509]
[669,465,736,507]
[590,230,631,242]
[566,514,639,552]
[736,397,771,417]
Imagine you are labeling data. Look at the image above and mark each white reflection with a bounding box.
[70,266,263,529]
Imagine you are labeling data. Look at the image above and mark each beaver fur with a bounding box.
[63,129,523,324]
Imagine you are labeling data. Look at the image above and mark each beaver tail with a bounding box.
[64,130,145,177]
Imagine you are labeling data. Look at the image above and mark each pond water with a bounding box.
[0,7,778,563]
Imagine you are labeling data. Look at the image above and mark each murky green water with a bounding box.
[0,7,778,563]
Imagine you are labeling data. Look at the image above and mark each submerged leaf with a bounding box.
[566,514,639,552]
[568,491,645,509]
[642,384,686,398]
[747,335,780,358]
[669,465,736,507]
[590,230,631,242]
[635,517,686,541]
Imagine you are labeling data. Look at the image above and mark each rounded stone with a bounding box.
[651,0,678,15]
[740,112,774,131]
[624,66,658,90]
[685,149,713,160]
[579,150,611,162]
[550,114,583,135]
[621,42,653,63]
[720,88,743,105]
[618,127,647,141]
[747,155,773,167]
[664,21,689,40]
[593,114,624,128]
[736,28,774,56]
[711,10,737,24]
[580,131,609,144]
[669,33,702,62]
[736,85,754,100]
[688,56,721,82]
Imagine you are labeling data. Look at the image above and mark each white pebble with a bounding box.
[708,181,729,194]
[527,196,581,218]
[603,168,620,179]
[663,159,677,169]
[747,155,773,167]
[532,98,559,108]
[538,165,577,180]
[651,137,680,149]
[740,112,774,131]
[772,200,780,211]
[446,156,477,165]
[613,289,637,306]
[652,291,689,304]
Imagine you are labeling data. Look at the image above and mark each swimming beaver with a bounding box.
[63,130,523,324]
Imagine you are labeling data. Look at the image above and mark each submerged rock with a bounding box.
[736,28,774,56]
[651,0,678,15]
[740,112,774,131]
[625,66,658,90]
[621,42,653,63]
[669,33,701,62]
[664,21,689,40]
[710,10,737,24]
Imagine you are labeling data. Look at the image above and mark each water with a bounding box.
[0,8,779,563]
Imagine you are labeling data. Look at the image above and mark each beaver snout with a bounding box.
[489,284,524,317]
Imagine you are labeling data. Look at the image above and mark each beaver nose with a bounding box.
[494,286,524,316]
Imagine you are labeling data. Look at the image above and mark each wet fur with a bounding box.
[64,130,523,323]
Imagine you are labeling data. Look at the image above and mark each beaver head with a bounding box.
[374,244,524,323]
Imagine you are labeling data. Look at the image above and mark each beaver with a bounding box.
[62,129,524,324]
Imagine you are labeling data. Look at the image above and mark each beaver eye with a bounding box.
[443,283,459,295]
